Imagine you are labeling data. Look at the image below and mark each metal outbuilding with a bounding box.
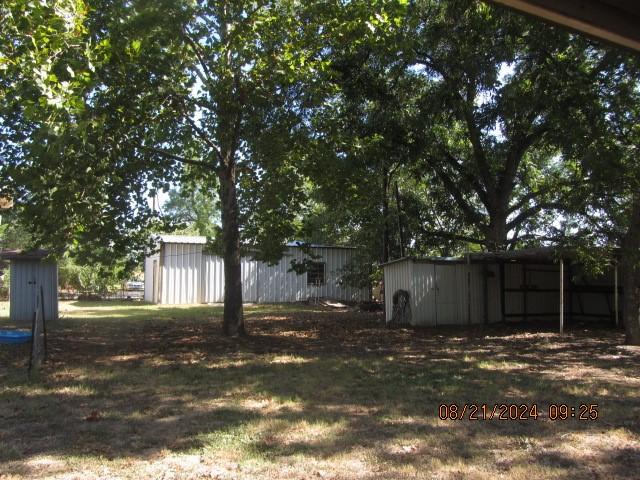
[383,256,487,326]
[0,249,59,324]
[144,235,368,304]
[383,248,621,330]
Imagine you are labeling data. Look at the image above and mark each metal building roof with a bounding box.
[286,241,357,250]
[154,235,357,250]
[0,249,51,260]
[382,247,618,267]
[158,235,208,244]
[380,256,464,267]
[469,247,561,264]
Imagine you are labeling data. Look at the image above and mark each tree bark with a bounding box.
[486,205,509,252]
[218,162,245,336]
[622,193,640,345]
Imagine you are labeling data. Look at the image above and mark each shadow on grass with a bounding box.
[0,306,639,479]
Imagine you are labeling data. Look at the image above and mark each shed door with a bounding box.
[10,261,38,323]
[435,265,458,325]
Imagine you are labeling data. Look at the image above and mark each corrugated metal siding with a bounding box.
[242,259,259,302]
[257,247,367,303]
[383,259,413,323]
[153,245,367,305]
[451,264,485,325]
[201,256,259,303]
[434,264,459,324]
[485,264,501,323]
[160,243,203,304]
[411,262,436,326]
[384,260,485,326]
[9,259,58,323]
[504,264,524,319]
[257,250,300,302]
[201,254,224,303]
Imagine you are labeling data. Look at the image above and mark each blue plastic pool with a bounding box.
[0,330,32,344]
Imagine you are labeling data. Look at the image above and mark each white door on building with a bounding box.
[435,264,459,325]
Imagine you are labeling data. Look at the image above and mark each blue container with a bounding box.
[0,330,32,344]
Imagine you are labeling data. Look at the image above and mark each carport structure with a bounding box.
[469,248,621,334]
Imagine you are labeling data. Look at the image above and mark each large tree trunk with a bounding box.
[622,194,640,345]
[486,206,509,252]
[218,163,245,337]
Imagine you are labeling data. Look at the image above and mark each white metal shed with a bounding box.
[383,248,621,329]
[0,249,59,324]
[383,257,487,327]
[144,236,368,305]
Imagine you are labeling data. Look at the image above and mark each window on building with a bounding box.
[307,262,326,285]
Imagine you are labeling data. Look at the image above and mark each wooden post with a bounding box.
[560,258,564,335]
[29,287,44,376]
[614,261,619,327]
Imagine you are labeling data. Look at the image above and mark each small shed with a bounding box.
[0,249,59,323]
[383,257,486,326]
[383,248,620,330]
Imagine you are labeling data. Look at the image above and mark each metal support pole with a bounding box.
[614,262,619,327]
[560,258,564,335]
[40,285,47,360]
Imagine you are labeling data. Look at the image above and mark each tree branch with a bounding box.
[429,159,487,228]
[501,123,550,200]
[226,71,244,162]
[181,29,217,92]
[441,148,490,208]
[222,2,269,49]
[507,179,572,215]
[507,201,563,231]
[510,233,568,244]
[415,51,494,197]
[181,115,223,163]
[140,146,214,169]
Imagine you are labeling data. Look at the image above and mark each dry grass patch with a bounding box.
[0,301,639,479]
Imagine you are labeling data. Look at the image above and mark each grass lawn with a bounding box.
[1,300,639,479]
